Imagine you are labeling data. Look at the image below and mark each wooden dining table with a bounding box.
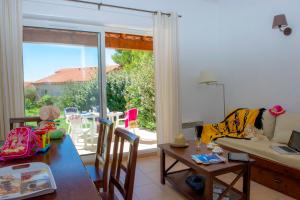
[0,136,100,200]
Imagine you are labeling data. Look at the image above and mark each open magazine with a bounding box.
[192,153,226,165]
[0,162,56,200]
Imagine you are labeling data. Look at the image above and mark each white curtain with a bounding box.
[154,12,182,144]
[0,0,24,139]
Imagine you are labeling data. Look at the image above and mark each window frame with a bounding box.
[23,17,152,119]
[23,17,157,156]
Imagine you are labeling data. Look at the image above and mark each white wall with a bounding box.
[23,0,300,127]
[23,0,300,140]
[23,0,224,136]
[217,0,300,113]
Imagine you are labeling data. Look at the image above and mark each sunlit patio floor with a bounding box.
[71,127,157,155]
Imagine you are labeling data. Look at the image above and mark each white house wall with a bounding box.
[35,83,66,97]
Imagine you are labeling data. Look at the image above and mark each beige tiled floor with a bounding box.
[133,155,296,200]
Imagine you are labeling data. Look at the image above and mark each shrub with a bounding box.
[106,70,127,112]
[37,95,55,107]
[59,80,99,112]
[25,98,36,110]
[125,63,155,130]
[24,87,37,102]
[112,49,156,130]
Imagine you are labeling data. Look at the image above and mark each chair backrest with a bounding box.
[68,114,83,126]
[127,108,138,121]
[109,128,139,200]
[125,108,138,128]
[64,107,78,117]
[10,117,42,130]
[95,118,114,192]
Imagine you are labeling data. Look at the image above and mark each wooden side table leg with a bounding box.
[243,165,251,200]
[160,149,165,184]
[204,175,213,200]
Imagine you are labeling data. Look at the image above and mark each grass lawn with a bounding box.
[25,108,99,132]
[25,107,39,116]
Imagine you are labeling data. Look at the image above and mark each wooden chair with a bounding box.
[100,127,139,200]
[9,116,42,130]
[86,118,114,192]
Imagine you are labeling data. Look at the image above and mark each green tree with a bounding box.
[112,50,153,72]
[111,49,156,130]
[125,64,155,130]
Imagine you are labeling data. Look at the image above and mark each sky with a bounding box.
[23,43,117,82]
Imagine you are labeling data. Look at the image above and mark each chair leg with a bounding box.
[95,183,100,191]
[94,181,104,193]
[83,133,88,149]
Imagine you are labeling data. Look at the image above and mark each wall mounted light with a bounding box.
[272,14,292,36]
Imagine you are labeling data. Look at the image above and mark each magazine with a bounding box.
[213,185,230,200]
[0,163,56,200]
[191,153,225,165]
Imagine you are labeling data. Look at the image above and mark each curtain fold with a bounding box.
[154,12,182,144]
[0,0,24,139]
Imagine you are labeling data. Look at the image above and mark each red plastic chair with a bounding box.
[124,108,138,129]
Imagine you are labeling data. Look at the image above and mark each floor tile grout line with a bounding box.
[136,161,188,199]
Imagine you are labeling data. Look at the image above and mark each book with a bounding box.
[191,153,225,165]
[0,163,56,200]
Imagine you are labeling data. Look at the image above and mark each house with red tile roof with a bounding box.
[24,82,35,89]
[33,65,119,97]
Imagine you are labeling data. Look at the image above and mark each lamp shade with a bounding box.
[272,14,288,28]
[198,70,217,84]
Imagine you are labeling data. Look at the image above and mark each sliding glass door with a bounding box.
[23,27,101,155]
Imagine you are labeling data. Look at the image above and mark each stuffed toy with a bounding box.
[40,105,65,137]
[35,105,65,151]
[39,105,60,121]
[244,124,268,141]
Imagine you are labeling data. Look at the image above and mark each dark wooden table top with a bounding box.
[0,136,100,200]
[159,141,254,176]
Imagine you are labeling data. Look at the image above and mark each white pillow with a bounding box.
[261,111,276,140]
[272,113,300,144]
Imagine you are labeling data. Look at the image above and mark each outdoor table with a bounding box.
[107,111,123,126]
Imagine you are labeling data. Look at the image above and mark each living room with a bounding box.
[0,0,299,200]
